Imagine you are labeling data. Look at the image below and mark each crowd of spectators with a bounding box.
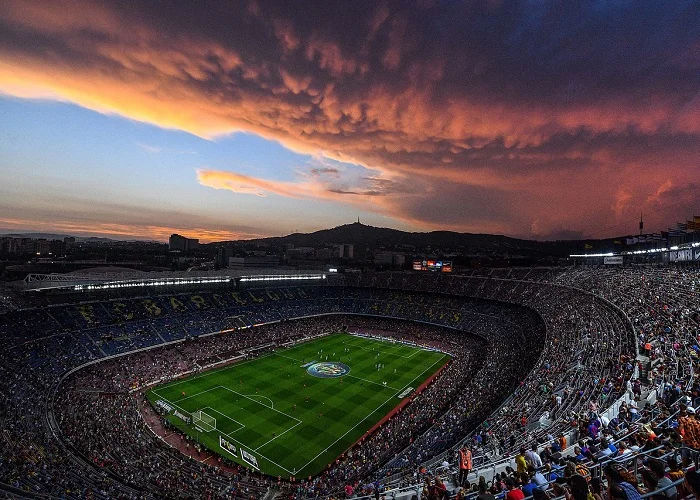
[0,266,696,500]
[0,284,538,498]
[385,266,699,500]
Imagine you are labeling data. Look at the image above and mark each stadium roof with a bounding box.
[20,268,327,292]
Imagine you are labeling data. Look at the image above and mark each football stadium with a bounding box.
[146,332,451,478]
[2,2,700,499]
[0,263,698,499]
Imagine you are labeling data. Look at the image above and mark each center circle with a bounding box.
[307,362,351,378]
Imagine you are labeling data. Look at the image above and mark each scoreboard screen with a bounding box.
[412,260,453,272]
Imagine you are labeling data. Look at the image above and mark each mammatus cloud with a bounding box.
[1,1,699,237]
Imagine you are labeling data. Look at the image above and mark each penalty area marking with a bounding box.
[199,406,246,435]
[242,394,275,409]
[216,386,301,423]
[173,386,221,403]
[151,389,298,475]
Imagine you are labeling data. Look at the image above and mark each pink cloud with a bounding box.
[1,1,699,238]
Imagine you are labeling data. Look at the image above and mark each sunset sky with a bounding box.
[1,1,699,242]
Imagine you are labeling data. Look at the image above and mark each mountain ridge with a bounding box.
[209,222,591,256]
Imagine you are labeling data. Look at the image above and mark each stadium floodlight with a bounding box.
[192,410,217,432]
[568,252,614,258]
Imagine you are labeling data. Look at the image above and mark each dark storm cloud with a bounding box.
[1,0,699,236]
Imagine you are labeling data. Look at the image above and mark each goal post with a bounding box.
[192,410,216,432]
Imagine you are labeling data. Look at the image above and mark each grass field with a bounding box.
[146,332,450,478]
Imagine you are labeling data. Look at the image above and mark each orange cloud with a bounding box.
[1,1,699,238]
[197,170,308,198]
[0,217,264,243]
[196,168,408,212]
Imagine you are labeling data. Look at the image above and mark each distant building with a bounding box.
[169,234,199,251]
[285,247,315,260]
[315,248,332,260]
[216,246,235,268]
[35,239,51,255]
[229,255,279,267]
[374,251,405,266]
[2,237,34,254]
[332,243,354,259]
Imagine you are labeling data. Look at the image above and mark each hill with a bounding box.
[208,222,591,257]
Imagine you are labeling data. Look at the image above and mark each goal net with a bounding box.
[192,410,216,432]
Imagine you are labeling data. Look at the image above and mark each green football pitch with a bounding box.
[146,332,450,478]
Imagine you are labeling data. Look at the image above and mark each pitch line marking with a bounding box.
[153,334,335,391]
[216,386,301,424]
[346,374,399,391]
[151,334,445,476]
[273,352,303,363]
[254,419,303,452]
[295,356,445,475]
[211,428,296,475]
[274,351,399,390]
[341,339,420,359]
[345,333,433,358]
[152,389,297,475]
[200,406,246,434]
[242,394,275,409]
[173,386,220,403]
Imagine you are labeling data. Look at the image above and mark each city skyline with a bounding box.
[1,1,699,242]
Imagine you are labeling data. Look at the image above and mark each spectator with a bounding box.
[516,447,528,475]
[505,477,525,500]
[526,443,543,468]
[604,464,642,500]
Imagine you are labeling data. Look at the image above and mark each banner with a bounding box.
[670,249,693,262]
[219,435,237,457]
[398,387,414,399]
[155,400,173,413]
[173,410,191,424]
[604,256,623,265]
[241,449,259,469]
[412,260,452,272]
